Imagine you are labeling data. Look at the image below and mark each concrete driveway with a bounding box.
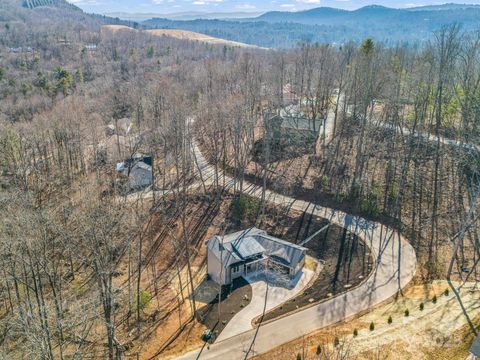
[217,268,316,342]
[174,143,417,360]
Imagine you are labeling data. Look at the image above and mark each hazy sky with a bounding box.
[67,0,480,14]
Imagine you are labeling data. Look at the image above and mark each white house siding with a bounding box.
[231,264,243,281]
[207,251,228,285]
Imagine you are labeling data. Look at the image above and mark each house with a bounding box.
[207,228,307,286]
[268,111,323,133]
[264,113,322,154]
[116,154,153,190]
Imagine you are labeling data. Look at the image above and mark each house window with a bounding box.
[233,265,239,273]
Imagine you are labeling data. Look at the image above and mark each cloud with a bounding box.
[236,3,256,9]
[192,0,223,5]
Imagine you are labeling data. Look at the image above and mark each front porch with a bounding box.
[230,256,266,282]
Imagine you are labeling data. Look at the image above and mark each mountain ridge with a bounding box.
[254,3,480,24]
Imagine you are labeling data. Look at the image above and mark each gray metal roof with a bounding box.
[233,236,265,259]
[207,228,306,270]
[207,228,266,268]
[133,161,152,171]
[280,117,323,132]
[207,237,241,268]
[470,334,480,356]
[254,234,307,269]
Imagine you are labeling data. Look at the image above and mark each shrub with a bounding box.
[432,295,437,304]
[353,328,358,337]
[296,353,301,360]
[404,309,409,317]
[314,175,329,190]
[369,322,375,331]
[134,290,152,312]
[444,288,450,296]
[387,183,399,207]
[147,45,155,58]
[419,302,424,311]
[359,184,382,216]
[388,316,392,324]
[232,194,261,222]
[316,345,322,355]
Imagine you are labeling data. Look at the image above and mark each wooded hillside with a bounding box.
[0,1,479,359]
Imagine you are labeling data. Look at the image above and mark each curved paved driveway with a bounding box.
[329,93,479,153]
[174,144,417,360]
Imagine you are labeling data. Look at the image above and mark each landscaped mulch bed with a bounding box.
[196,277,252,341]
[261,221,373,322]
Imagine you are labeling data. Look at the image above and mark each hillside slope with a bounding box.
[0,0,135,37]
[102,25,260,49]
[22,0,76,10]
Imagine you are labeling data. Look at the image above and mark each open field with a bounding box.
[101,25,260,48]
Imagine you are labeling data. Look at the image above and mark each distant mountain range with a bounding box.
[105,11,262,22]
[248,4,480,26]
[142,3,480,48]
[253,4,480,24]
[109,3,480,22]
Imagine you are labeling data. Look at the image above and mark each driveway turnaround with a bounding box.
[175,144,417,360]
[217,268,316,342]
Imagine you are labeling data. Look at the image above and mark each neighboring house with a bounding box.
[266,112,323,138]
[265,112,323,146]
[469,334,480,359]
[116,154,153,190]
[279,116,323,132]
[207,228,307,286]
[282,83,298,106]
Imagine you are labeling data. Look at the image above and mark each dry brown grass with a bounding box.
[101,25,259,48]
[254,280,480,360]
